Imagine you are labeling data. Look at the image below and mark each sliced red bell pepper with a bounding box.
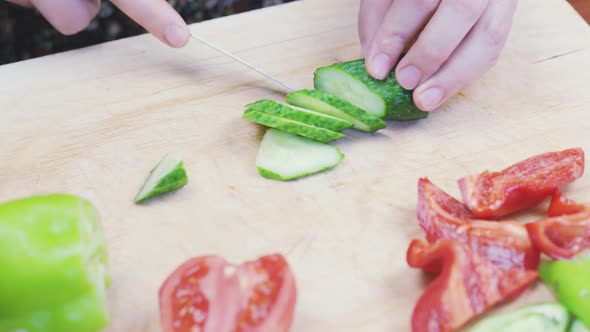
[458,148,585,219]
[548,191,587,217]
[526,193,590,259]
[418,178,540,270]
[407,239,538,332]
[417,178,474,243]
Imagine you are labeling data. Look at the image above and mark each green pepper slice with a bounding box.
[0,194,110,332]
[540,251,590,330]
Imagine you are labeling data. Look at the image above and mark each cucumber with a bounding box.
[285,89,386,133]
[571,320,590,332]
[255,128,344,181]
[313,59,429,121]
[467,303,571,332]
[134,153,188,203]
[246,99,353,132]
[243,109,344,143]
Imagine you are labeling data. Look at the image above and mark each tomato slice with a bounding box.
[235,255,297,332]
[159,254,297,332]
[527,193,590,259]
[458,148,585,219]
[407,239,538,332]
[418,178,540,270]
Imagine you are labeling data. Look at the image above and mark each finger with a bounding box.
[395,0,488,90]
[365,0,440,80]
[31,0,99,35]
[358,0,394,56]
[110,0,190,48]
[5,0,33,7]
[413,0,517,111]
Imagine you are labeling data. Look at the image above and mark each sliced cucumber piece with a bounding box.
[571,319,590,332]
[285,89,386,133]
[255,128,344,181]
[467,303,571,332]
[313,59,429,121]
[246,99,353,132]
[243,110,344,143]
[134,153,188,203]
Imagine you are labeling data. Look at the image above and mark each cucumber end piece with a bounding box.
[314,59,430,121]
[134,153,188,204]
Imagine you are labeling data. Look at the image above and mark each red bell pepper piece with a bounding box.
[407,239,538,332]
[458,148,585,219]
[548,191,587,217]
[526,192,590,259]
[417,178,474,243]
[418,178,540,270]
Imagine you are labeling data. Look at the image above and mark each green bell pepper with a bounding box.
[540,251,590,331]
[0,194,111,332]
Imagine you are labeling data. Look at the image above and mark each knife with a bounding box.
[190,33,295,92]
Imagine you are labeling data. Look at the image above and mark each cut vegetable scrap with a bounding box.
[246,99,354,132]
[466,303,570,332]
[255,128,344,181]
[243,110,344,143]
[134,153,188,203]
[159,253,297,332]
[285,89,386,133]
[313,59,428,120]
[407,239,538,332]
[526,192,590,259]
[0,194,110,332]
[458,148,585,219]
[539,251,590,330]
[418,178,540,270]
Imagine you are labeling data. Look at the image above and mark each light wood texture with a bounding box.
[1,0,590,331]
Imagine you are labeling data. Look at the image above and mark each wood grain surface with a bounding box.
[1,0,590,331]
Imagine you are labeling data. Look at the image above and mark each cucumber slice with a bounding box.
[246,99,353,132]
[571,320,590,332]
[285,89,386,133]
[243,110,344,143]
[134,153,188,203]
[467,303,571,332]
[313,59,429,121]
[256,128,344,180]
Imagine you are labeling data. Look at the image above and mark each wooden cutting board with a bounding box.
[1,0,590,330]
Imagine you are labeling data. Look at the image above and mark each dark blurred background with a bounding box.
[1,0,588,66]
[0,0,296,65]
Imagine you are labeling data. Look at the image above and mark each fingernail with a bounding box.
[370,53,392,79]
[419,87,444,110]
[164,25,188,48]
[397,66,421,90]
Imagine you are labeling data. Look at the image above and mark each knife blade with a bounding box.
[190,33,295,92]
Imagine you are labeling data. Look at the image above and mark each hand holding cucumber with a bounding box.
[359,0,517,111]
